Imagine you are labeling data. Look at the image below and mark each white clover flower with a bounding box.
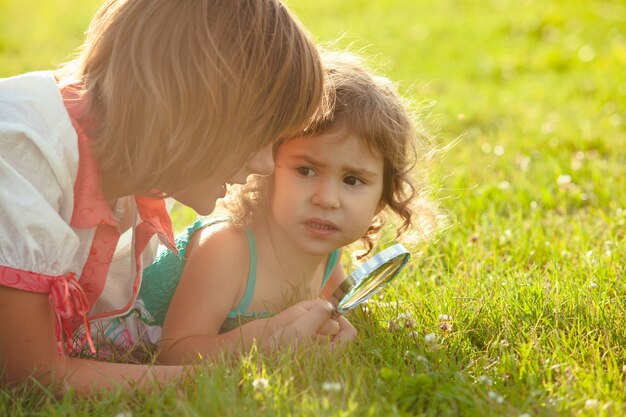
[584,399,599,409]
[557,175,572,186]
[478,375,493,386]
[408,330,419,338]
[322,382,342,392]
[497,181,511,190]
[494,145,505,156]
[589,281,598,289]
[578,45,595,62]
[415,355,429,363]
[517,155,531,171]
[487,391,504,404]
[397,312,416,328]
[252,378,269,390]
[424,333,437,343]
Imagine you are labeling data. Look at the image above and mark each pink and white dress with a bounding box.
[0,71,177,354]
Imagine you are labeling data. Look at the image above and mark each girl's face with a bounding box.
[270,129,384,256]
[170,144,274,215]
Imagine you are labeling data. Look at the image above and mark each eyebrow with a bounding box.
[287,153,381,178]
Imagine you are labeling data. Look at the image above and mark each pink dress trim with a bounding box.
[61,85,177,333]
[63,88,122,320]
[0,266,95,354]
[0,84,176,355]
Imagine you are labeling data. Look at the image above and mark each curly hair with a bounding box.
[220,51,437,256]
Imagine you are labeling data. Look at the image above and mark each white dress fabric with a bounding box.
[0,71,174,354]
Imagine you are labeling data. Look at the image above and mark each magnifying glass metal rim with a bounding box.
[328,243,410,314]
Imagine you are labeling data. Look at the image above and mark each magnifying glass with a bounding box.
[325,243,410,314]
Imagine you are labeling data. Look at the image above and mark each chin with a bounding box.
[193,202,217,216]
[176,198,217,216]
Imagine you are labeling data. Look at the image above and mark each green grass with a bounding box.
[2,0,625,415]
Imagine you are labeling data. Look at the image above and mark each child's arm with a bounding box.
[160,298,338,364]
[0,286,185,395]
[158,225,343,364]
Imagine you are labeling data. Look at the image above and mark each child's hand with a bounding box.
[330,315,357,347]
[266,299,356,348]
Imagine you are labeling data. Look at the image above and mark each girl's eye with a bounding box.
[296,167,314,176]
[344,176,364,186]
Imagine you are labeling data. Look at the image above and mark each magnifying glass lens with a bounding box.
[329,244,410,314]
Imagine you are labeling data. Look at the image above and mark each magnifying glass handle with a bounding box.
[319,293,341,316]
[326,279,353,314]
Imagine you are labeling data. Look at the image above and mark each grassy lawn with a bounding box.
[2,0,625,415]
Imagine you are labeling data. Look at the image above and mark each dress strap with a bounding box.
[227,226,257,318]
[321,249,340,288]
[225,231,338,317]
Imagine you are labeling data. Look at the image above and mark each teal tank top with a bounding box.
[137,217,340,333]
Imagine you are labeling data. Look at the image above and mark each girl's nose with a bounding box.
[246,144,275,176]
[311,180,340,209]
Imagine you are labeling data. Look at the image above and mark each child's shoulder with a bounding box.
[182,220,252,294]
[188,219,251,261]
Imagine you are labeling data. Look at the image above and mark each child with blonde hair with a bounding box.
[0,0,342,393]
[108,52,437,364]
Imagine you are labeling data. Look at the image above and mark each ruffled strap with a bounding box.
[48,272,95,354]
[0,265,95,355]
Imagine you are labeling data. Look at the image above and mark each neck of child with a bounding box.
[255,215,330,286]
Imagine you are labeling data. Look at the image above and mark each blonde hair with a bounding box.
[56,0,322,195]
[223,51,437,256]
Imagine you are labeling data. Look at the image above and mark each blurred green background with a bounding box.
[2,0,623,230]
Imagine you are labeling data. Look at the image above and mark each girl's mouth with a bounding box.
[307,222,337,230]
[303,218,339,236]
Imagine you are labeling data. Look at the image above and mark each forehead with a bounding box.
[278,130,383,170]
